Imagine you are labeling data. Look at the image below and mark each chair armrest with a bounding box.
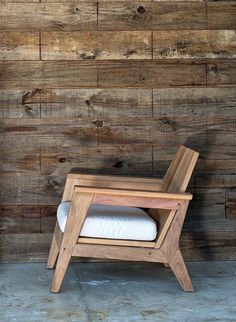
[68,172,162,185]
[74,186,192,201]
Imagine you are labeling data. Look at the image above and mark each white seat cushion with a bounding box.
[57,202,157,241]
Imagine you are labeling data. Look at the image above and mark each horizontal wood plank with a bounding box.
[40,145,153,176]
[207,2,236,30]
[98,61,206,87]
[26,88,153,118]
[207,61,236,86]
[153,87,236,117]
[98,2,206,30]
[0,118,98,148]
[0,2,97,31]
[0,89,40,118]
[225,190,236,220]
[153,30,236,59]
[0,32,39,60]
[0,61,97,89]
[41,31,152,60]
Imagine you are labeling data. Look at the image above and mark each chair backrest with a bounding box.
[161,146,199,193]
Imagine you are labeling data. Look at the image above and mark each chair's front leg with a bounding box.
[161,200,194,292]
[51,192,94,293]
[47,222,61,269]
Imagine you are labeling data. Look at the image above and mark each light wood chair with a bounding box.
[47,145,199,293]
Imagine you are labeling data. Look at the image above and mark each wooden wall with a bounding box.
[0,0,236,262]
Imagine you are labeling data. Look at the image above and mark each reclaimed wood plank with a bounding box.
[25,88,152,118]
[0,32,39,60]
[98,2,206,30]
[0,148,40,174]
[195,174,236,189]
[0,205,57,234]
[0,89,40,118]
[180,231,236,261]
[0,61,97,89]
[226,190,236,220]
[0,118,98,148]
[207,61,236,86]
[153,30,236,59]
[40,145,152,175]
[0,174,65,205]
[207,2,236,30]
[153,87,236,117]
[0,2,97,31]
[0,233,52,262]
[98,61,206,88]
[41,31,152,60]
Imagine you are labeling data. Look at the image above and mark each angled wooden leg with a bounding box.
[161,200,194,291]
[47,222,61,269]
[51,192,93,293]
[168,248,194,292]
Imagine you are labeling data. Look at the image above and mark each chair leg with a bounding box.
[51,191,94,293]
[47,223,61,269]
[168,248,194,292]
[51,247,72,293]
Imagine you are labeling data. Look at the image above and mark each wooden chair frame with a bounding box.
[47,146,199,293]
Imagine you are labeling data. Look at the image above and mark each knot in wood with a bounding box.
[93,120,103,128]
[137,6,145,14]
[58,158,67,163]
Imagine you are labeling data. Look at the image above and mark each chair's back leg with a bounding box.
[47,222,61,269]
[51,192,93,293]
[168,248,194,291]
[161,200,194,292]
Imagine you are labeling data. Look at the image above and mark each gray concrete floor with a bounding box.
[0,261,235,322]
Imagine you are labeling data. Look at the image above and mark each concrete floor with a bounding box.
[0,261,235,322]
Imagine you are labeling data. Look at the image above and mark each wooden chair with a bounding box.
[47,145,199,293]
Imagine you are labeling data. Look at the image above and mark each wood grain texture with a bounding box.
[153,30,236,59]
[40,145,153,176]
[98,61,206,87]
[41,31,152,60]
[0,2,97,31]
[98,2,206,30]
[207,2,236,30]
[153,87,236,116]
[0,89,40,118]
[30,88,153,118]
[207,61,236,86]
[226,190,236,220]
[0,32,39,60]
[0,61,97,89]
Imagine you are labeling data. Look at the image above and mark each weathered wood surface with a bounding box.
[153,30,236,59]
[207,61,236,86]
[1,0,236,262]
[98,2,206,30]
[0,32,39,60]
[0,61,97,89]
[97,61,206,87]
[0,90,40,118]
[40,145,153,176]
[41,31,152,60]
[207,2,236,30]
[0,3,97,31]
[226,190,236,220]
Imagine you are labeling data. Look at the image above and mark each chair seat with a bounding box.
[57,202,158,241]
